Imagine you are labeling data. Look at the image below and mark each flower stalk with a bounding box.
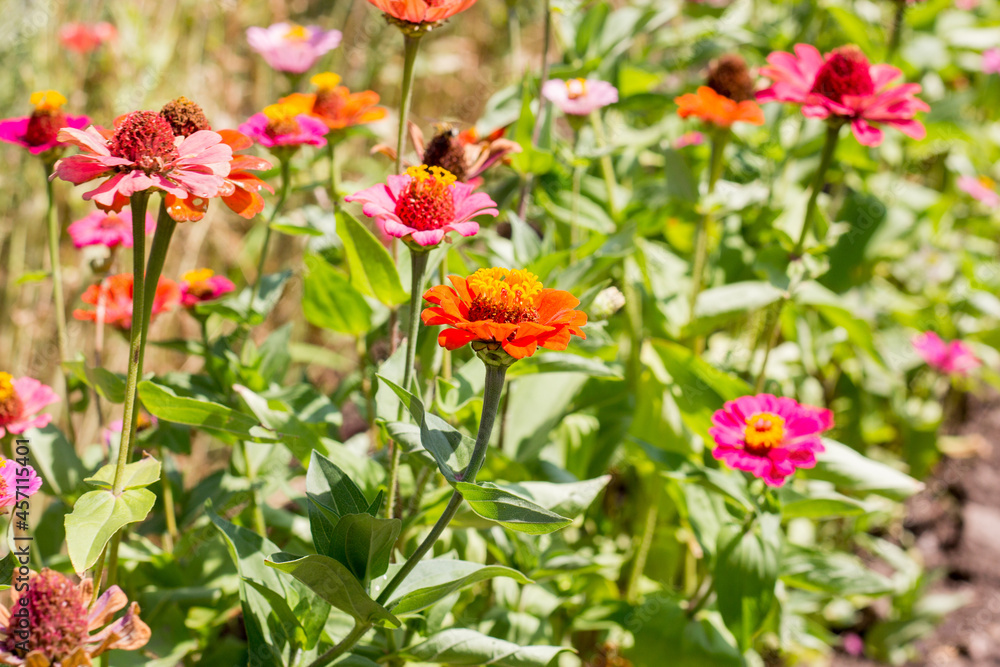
[252,156,291,305]
[690,128,730,353]
[43,162,73,434]
[794,122,841,255]
[395,34,422,174]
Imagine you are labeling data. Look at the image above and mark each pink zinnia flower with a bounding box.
[0,459,43,508]
[0,373,59,438]
[59,21,117,53]
[709,394,833,487]
[912,332,981,376]
[983,48,1000,74]
[67,208,156,249]
[958,175,1000,208]
[674,131,706,149]
[757,44,929,147]
[53,110,232,212]
[246,23,341,74]
[345,165,499,247]
[238,103,328,151]
[0,90,89,157]
[542,79,619,116]
[367,0,479,25]
[180,268,236,307]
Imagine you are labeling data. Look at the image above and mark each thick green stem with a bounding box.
[794,123,841,255]
[327,137,341,205]
[306,622,372,667]
[252,157,291,305]
[239,440,267,535]
[395,34,422,175]
[388,250,430,519]
[690,130,730,354]
[590,111,619,220]
[43,163,70,371]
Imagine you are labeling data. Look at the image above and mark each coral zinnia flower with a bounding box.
[246,23,342,74]
[912,332,981,376]
[709,394,833,487]
[74,273,180,330]
[0,458,43,509]
[67,208,156,249]
[345,165,498,247]
[374,122,521,183]
[159,97,274,221]
[52,110,232,211]
[0,569,150,666]
[0,91,89,157]
[0,373,58,438]
[958,175,1000,208]
[238,103,329,151]
[367,0,479,28]
[676,87,765,128]
[58,21,117,53]
[421,268,587,360]
[281,72,387,132]
[757,44,928,147]
[542,79,619,116]
[179,269,236,307]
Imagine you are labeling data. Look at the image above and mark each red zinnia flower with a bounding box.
[0,91,89,158]
[421,268,587,360]
[74,273,180,330]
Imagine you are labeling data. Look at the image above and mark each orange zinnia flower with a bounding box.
[675,86,765,129]
[74,273,180,329]
[367,0,478,27]
[421,268,587,362]
[281,73,386,132]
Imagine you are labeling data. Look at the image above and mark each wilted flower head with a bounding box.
[912,332,981,376]
[983,48,1000,75]
[709,394,833,487]
[52,111,232,212]
[180,269,236,307]
[422,268,587,363]
[958,175,1000,208]
[58,22,116,53]
[0,373,58,438]
[0,91,89,158]
[0,569,150,666]
[367,0,479,31]
[346,165,498,247]
[706,54,756,103]
[757,44,928,146]
[67,208,156,249]
[281,73,387,132]
[238,103,328,151]
[542,78,619,116]
[246,23,342,74]
[74,274,180,330]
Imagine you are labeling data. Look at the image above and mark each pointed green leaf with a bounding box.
[138,381,277,442]
[455,482,572,534]
[713,514,780,650]
[329,513,401,588]
[85,456,160,491]
[378,559,531,616]
[400,629,570,666]
[302,254,372,334]
[338,211,408,305]
[64,488,156,572]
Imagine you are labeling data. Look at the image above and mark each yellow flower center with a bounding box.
[467,268,543,324]
[311,72,342,92]
[263,103,302,136]
[744,412,785,452]
[183,268,215,283]
[395,166,458,232]
[284,24,309,41]
[30,90,67,112]
[979,175,996,190]
[566,79,588,100]
[0,373,23,428]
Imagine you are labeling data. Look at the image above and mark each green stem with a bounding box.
[625,500,658,603]
[239,440,267,535]
[395,34,422,174]
[793,123,841,255]
[515,0,552,219]
[590,111,619,220]
[306,622,372,667]
[388,249,430,519]
[754,297,788,393]
[690,130,730,354]
[252,157,291,305]
[887,1,906,62]
[43,162,72,431]
[160,448,178,551]
[327,137,341,205]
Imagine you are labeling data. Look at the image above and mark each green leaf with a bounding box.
[329,513,401,588]
[302,254,372,334]
[505,352,622,379]
[307,451,370,520]
[265,553,400,627]
[456,482,572,534]
[197,270,290,326]
[24,425,86,497]
[64,487,156,572]
[713,514,780,650]
[0,553,16,591]
[399,629,570,666]
[337,211,408,306]
[779,488,869,519]
[496,476,611,519]
[16,270,50,285]
[781,546,896,597]
[807,439,924,500]
[62,361,126,403]
[233,384,324,465]
[85,456,160,491]
[693,281,785,325]
[380,559,531,616]
[138,381,276,442]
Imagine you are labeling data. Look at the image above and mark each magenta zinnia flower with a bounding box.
[542,78,619,116]
[957,175,1000,208]
[757,44,928,147]
[0,91,89,158]
[67,208,156,249]
[912,332,981,376]
[179,268,236,307]
[709,394,833,487]
[0,373,58,438]
[246,23,342,74]
[238,103,328,151]
[0,459,42,509]
[983,48,1000,75]
[345,165,499,247]
[53,111,232,212]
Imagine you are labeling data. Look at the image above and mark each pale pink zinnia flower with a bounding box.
[956,0,979,8]
[53,111,232,212]
[912,332,981,376]
[180,269,236,307]
[238,103,328,151]
[709,394,833,487]
[674,131,705,149]
[757,44,929,147]
[542,78,619,116]
[0,459,43,509]
[246,23,341,74]
[983,48,1000,74]
[0,373,58,438]
[346,165,498,247]
[957,175,1000,208]
[67,208,156,249]
[58,21,117,53]
[0,91,89,157]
